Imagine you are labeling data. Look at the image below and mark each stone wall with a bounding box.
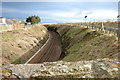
[2,58,119,79]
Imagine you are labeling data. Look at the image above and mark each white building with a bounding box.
[0,17,6,25]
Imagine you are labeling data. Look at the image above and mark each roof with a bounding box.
[0,17,6,19]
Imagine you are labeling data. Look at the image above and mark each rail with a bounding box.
[25,31,61,64]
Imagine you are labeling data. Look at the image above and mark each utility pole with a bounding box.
[85,15,87,28]
[117,15,120,37]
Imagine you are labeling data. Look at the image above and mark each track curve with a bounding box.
[26,31,61,64]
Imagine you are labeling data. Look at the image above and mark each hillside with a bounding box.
[1,25,48,64]
[46,23,118,61]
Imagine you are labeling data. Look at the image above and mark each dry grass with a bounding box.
[1,25,48,64]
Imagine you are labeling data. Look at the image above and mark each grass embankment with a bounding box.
[53,23,118,61]
[1,25,48,64]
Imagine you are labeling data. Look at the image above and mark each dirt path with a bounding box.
[25,31,61,64]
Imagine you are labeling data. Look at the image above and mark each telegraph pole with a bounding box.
[85,15,87,28]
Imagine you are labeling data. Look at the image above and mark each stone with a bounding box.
[2,59,119,79]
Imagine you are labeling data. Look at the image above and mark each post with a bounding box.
[85,15,87,28]
[101,21,105,33]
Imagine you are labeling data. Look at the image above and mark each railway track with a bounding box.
[25,31,61,64]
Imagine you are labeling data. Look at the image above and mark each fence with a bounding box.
[0,24,25,32]
[82,25,118,36]
[0,23,119,37]
[67,23,119,36]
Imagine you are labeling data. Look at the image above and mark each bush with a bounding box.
[26,16,41,24]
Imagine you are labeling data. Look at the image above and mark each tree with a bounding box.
[26,16,41,24]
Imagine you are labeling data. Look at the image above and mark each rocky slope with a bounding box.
[1,25,48,64]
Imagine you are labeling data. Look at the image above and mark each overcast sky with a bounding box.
[2,2,118,23]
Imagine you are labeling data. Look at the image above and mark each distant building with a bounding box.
[0,17,23,25]
[0,17,6,25]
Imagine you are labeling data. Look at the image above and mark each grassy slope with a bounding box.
[56,24,118,61]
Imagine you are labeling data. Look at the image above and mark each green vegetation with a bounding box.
[54,23,118,61]
[26,15,41,24]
